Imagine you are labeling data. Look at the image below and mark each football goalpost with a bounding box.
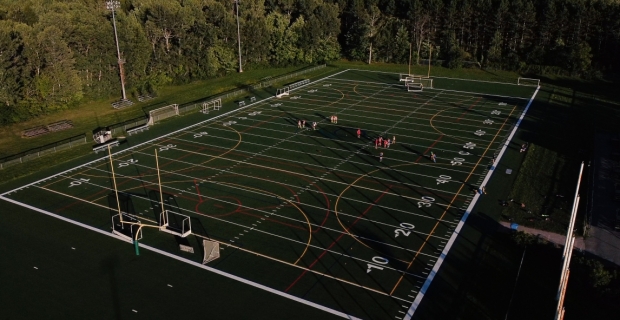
[201,98,221,114]
[518,77,541,87]
[276,87,290,98]
[202,239,220,264]
[148,104,179,125]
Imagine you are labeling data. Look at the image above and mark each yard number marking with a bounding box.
[498,102,507,106]
[417,196,435,208]
[69,178,90,188]
[451,157,465,166]
[270,103,282,107]
[483,119,494,124]
[436,175,451,185]
[491,110,501,115]
[249,111,262,116]
[366,256,389,273]
[459,151,471,156]
[394,222,415,238]
[474,130,486,136]
[323,84,331,87]
[463,142,476,149]
[307,89,317,93]
[291,96,301,100]
[193,132,208,138]
[118,159,138,168]
[223,121,237,126]
[159,144,176,152]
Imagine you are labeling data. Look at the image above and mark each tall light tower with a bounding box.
[234,0,243,73]
[106,0,128,101]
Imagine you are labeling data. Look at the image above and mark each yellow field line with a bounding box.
[389,104,517,295]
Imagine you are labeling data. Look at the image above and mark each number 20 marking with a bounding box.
[394,222,415,238]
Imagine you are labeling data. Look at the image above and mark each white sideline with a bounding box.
[0,196,361,320]
[403,85,540,319]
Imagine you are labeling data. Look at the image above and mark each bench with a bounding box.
[93,138,119,153]
[126,123,149,136]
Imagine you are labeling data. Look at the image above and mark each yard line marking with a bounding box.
[403,86,539,319]
[390,103,518,297]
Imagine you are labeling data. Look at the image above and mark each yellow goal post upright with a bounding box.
[154,148,192,238]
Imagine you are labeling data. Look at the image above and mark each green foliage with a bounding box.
[0,0,619,124]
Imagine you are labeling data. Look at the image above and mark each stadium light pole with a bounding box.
[234,0,243,73]
[106,0,128,101]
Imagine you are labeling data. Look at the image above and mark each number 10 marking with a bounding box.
[367,256,389,273]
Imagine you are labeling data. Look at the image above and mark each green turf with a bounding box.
[1,69,540,319]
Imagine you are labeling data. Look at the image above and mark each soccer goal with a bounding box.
[111,213,142,242]
[400,73,429,82]
[276,87,290,98]
[405,81,423,92]
[202,239,221,264]
[159,210,191,238]
[148,104,179,125]
[201,98,221,114]
[518,77,541,87]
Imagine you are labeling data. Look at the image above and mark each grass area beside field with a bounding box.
[502,144,573,234]
[0,64,336,158]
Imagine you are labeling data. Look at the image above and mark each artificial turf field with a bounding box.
[0,69,538,319]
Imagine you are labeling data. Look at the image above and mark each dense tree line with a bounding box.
[0,0,619,124]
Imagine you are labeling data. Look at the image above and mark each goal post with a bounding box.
[148,104,179,125]
[406,82,423,92]
[111,213,142,242]
[202,239,220,264]
[400,73,430,82]
[276,87,290,98]
[201,98,221,114]
[518,77,540,87]
[159,210,191,238]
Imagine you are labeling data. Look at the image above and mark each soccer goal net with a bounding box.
[201,98,221,114]
[406,82,423,92]
[276,87,290,98]
[202,239,221,264]
[111,213,142,242]
[517,77,540,87]
[400,73,429,82]
[148,104,179,125]
[159,210,191,238]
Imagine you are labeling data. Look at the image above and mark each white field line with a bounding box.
[0,195,363,320]
[0,69,351,198]
[343,68,523,87]
[403,86,540,320]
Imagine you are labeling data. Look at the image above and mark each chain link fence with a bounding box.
[0,134,87,169]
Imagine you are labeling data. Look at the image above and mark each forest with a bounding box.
[0,0,619,124]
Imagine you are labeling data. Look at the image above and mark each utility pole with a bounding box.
[234,0,243,73]
[106,0,128,101]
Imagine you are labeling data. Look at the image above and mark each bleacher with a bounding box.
[22,120,74,138]
[93,138,119,153]
[137,94,156,102]
[111,99,134,109]
[126,123,149,136]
